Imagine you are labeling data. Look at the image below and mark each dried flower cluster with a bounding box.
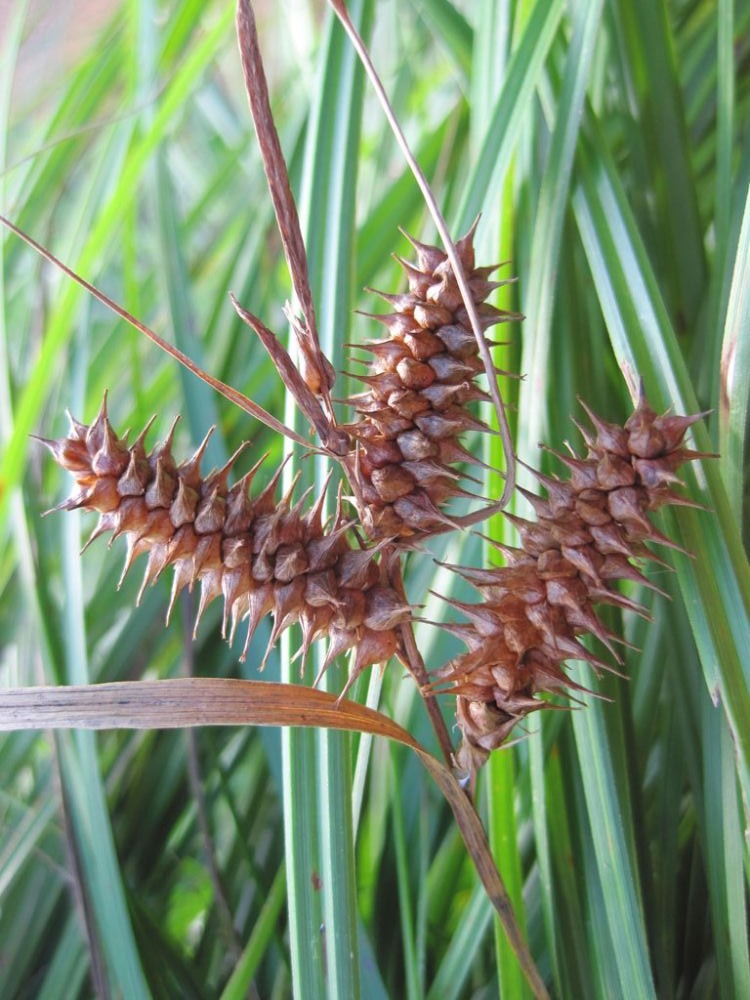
[343,226,519,539]
[43,400,410,679]
[42,224,706,769]
[435,389,706,772]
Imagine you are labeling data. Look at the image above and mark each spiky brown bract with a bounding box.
[436,389,707,775]
[44,400,410,679]
[344,224,520,539]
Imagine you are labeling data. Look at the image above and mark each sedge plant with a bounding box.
[1,2,748,998]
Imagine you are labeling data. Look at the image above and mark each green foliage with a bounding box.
[1,1,748,997]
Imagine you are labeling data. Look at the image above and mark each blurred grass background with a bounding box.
[1,0,748,997]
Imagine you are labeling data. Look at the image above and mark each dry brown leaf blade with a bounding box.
[230,294,347,455]
[235,0,336,406]
[0,677,548,998]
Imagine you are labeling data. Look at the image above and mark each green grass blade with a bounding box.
[407,0,472,79]
[702,698,750,997]
[3,3,747,996]
[486,750,529,998]
[426,883,493,1000]
[719,180,750,520]
[56,510,150,997]
[615,0,706,322]
[220,865,286,1000]
[572,669,656,998]
[280,2,376,995]
[455,0,565,231]
[0,4,234,531]
[516,0,604,461]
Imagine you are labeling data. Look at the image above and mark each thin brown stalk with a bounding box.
[0,214,313,451]
[387,552,456,768]
[230,294,347,455]
[235,0,336,411]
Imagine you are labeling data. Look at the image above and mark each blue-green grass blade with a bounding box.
[466,4,530,990]
[151,148,227,468]
[455,0,565,232]
[390,748,420,1000]
[406,0,472,79]
[306,0,373,990]
[615,0,706,325]
[280,1,375,995]
[358,919,391,1000]
[220,865,286,1000]
[426,882,493,1000]
[719,179,750,521]
[702,697,750,998]
[517,0,604,464]
[704,8,750,432]
[544,744,594,998]
[572,670,656,998]
[58,508,150,997]
[131,0,227,470]
[357,114,465,284]
[36,916,90,1000]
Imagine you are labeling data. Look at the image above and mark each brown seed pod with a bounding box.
[434,387,709,774]
[343,225,521,539]
[42,398,411,682]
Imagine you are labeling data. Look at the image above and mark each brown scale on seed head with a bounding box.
[42,398,411,685]
[433,387,710,775]
[342,223,521,539]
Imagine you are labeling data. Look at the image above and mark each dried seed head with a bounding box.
[436,393,707,772]
[44,404,410,676]
[345,228,520,538]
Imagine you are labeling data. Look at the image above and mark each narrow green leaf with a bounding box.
[220,866,286,1000]
[0,4,234,530]
[408,0,473,79]
[572,670,656,999]
[719,180,750,520]
[455,0,565,230]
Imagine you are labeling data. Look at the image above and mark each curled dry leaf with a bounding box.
[0,675,548,1000]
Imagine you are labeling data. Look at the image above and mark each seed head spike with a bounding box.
[437,392,712,766]
[43,401,407,686]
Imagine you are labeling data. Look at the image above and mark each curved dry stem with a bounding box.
[235,0,337,412]
[387,551,456,768]
[327,0,517,509]
[230,294,348,455]
[0,214,313,450]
